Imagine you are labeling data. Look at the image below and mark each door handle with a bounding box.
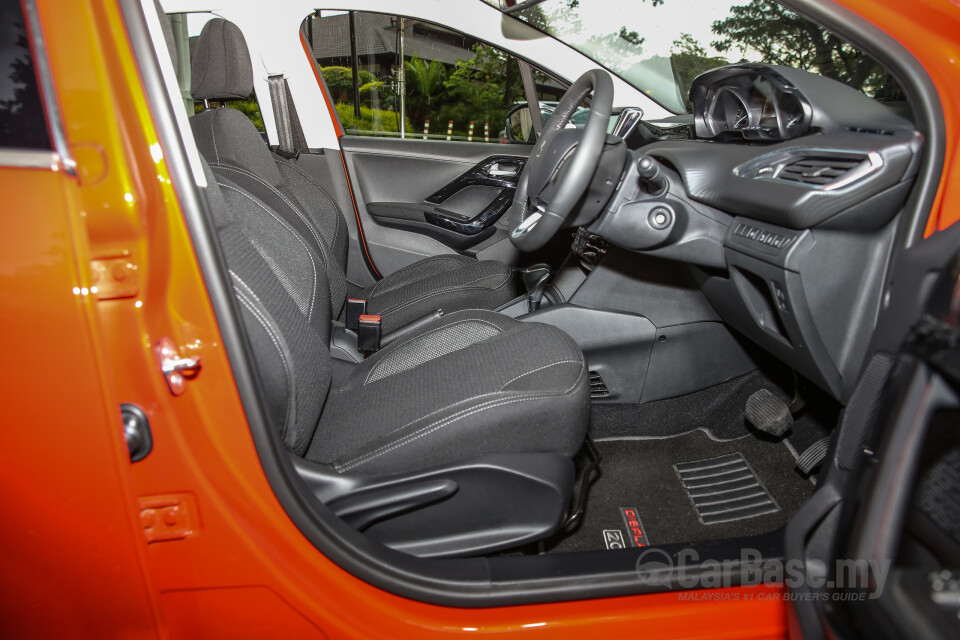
[487,162,520,177]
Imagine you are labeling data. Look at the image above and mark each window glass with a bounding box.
[164,12,265,132]
[406,26,519,142]
[485,0,905,116]
[308,11,404,136]
[0,0,51,149]
[305,10,558,143]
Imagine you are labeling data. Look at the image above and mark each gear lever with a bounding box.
[522,263,552,312]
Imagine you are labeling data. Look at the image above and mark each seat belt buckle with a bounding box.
[357,314,382,352]
[346,298,367,331]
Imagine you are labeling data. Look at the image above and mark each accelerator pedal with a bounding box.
[745,388,794,437]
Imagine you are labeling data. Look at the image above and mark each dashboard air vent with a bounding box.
[643,122,692,140]
[589,370,610,398]
[776,156,864,186]
[736,150,883,190]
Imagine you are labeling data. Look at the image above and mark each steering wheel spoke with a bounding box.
[509,69,615,252]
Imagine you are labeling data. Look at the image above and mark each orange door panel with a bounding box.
[0,165,159,637]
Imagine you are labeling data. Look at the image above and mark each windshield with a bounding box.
[482,0,901,114]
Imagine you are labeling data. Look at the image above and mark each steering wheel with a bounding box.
[508,69,615,252]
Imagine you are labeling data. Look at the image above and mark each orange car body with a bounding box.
[1,0,957,637]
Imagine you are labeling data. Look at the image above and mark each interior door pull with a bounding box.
[488,162,520,177]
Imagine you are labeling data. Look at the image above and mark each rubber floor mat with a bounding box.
[674,453,779,525]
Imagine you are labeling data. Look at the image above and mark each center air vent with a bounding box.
[643,122,692,140]
[589,370,610,398]
[776,156,864,186]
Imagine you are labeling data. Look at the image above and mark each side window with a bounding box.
[164,12,265,133]
[404,24,519,143]
[304,10,560,143]
[0,0,51,149]
[306,11,403,137]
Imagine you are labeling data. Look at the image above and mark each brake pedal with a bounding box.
[745,389,794,437]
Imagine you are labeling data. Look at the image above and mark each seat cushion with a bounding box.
[361,255,520,333]
[307,310,589,476]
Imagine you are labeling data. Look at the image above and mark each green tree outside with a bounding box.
[711,0,893,97]
[404,55,447,126]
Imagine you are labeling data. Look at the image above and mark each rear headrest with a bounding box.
[191,18,253,101]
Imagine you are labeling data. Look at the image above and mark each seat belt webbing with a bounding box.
[267,74,308,159]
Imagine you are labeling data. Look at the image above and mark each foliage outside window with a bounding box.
[0,2,51,149]
[489,0,904,115]
[192,97,264,131]
[305,11,561,142]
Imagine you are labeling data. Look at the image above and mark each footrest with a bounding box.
[745,389,793,437]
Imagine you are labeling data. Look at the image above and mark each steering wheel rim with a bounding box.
[508,69,615,252]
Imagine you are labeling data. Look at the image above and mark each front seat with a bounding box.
[188,19,521,333]
[199,157,590,556]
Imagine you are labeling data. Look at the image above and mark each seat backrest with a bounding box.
[200,160,332,456]
[188,18,350,320]
[151,6,331,453]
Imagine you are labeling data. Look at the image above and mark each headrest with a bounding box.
[154,0,178,70]
[191,18,253,101]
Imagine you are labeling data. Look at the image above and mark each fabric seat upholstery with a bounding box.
[309,310,588,475]
[188,19,520,333]
[151,4,588,553]
[359,255,515,332]
[200,160,589,477]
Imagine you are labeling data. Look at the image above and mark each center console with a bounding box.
[507,246,759,403]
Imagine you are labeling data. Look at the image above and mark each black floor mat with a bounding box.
[589,370,808,441]
[588,370,838,464]
[544,430,814,553]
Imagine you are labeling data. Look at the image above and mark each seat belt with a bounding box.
[267,74,308,159]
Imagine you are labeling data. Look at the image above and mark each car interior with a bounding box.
[149,0,936,596]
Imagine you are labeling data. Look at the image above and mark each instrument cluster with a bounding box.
[691,65,813,141]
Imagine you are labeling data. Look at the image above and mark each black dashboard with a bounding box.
[593,63,922,400]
